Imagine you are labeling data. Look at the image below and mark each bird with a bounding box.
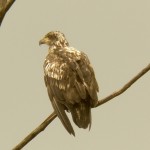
[39,31,99,136]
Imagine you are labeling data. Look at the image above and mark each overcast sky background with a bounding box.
[0,0,150,149]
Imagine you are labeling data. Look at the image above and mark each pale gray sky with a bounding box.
[0,0,150,149]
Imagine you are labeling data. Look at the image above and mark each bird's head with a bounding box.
[39,31,69,48]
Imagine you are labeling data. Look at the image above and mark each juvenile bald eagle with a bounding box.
[39,31,99,136]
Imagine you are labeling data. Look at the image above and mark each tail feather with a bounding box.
[70,101,91,129]
[52,97,75,136]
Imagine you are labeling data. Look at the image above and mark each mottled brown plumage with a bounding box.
[39,31,99,136]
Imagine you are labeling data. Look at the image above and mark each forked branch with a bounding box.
[13,63,150,150]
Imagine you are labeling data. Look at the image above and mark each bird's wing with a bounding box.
[44,60,75,136]
[65,47,99,107]
[79,52,99,105]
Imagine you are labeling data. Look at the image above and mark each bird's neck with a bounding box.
[48,45,66,53]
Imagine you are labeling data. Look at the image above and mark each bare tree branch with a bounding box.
[12,63,150,150]
[13,112,57,150]
[96,63,150,107]
[0,0,16,26]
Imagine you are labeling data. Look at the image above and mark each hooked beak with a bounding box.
[39,38,45,45]
[39,37,50,46]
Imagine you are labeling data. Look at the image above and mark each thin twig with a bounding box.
[12,63,150,150]
[12,112,57,150]
[96,63,150,107]
[0,0,16,26]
